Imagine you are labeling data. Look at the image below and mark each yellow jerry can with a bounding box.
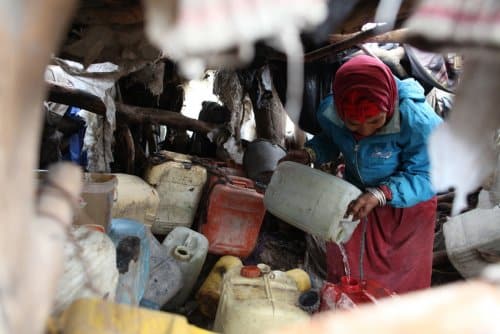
[55,298,213,334]
[196,255,243,319]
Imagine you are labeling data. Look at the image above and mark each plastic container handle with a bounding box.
[230,179,252,188]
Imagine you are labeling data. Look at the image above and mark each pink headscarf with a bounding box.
[333,55,397,123]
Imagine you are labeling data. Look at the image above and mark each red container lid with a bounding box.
[240,265,261,278]
[319,276,396,311]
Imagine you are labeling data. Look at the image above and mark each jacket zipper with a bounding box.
[354,143,365,186]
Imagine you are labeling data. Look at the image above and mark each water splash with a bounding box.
[338,243,350,280]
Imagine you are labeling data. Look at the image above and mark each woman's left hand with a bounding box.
[346,192,379,221]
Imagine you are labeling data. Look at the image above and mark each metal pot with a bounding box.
[243,139,287,184]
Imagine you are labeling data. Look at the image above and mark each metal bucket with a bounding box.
[243,139,287,184]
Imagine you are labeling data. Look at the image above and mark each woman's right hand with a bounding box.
[278,149,311,165]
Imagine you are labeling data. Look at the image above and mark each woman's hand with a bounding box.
[278,149,311,165]
[346,192,379,221]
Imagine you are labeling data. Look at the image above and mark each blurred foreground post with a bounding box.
[274,280,500,334]
[0,1,78,333]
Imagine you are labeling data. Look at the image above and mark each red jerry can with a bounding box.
[201,176,265,258]
[320,276,395,311]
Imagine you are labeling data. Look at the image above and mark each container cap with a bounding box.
[240,265,261,278]
[298,290,320,314]
[172,245,192,261]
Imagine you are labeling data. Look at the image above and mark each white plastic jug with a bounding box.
[264,161,362,243]
[53,226,118,315]
[145,151,207,235]
[443,207,500,278]
[162,226,208,309]
[112,173,160,229]
[141,229,183,310]
[108,219,151,306]
[213,264,310,334]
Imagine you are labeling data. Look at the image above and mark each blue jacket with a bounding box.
[305,77,442,208]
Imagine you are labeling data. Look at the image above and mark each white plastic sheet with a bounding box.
[143,0,328,124]
[428,51,500,214]
[45,61,118,172]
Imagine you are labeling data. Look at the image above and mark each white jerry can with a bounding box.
[145,151,207,235]
[443,206,500,278]
[264,161,362,243]
[162,226,209,309]
[213,263,310,334]
[53,226,118,315]
[112,173,160,229]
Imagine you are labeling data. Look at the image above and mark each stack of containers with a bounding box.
[145,150,207,235]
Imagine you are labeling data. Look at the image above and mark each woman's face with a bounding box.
[344,112,387,137]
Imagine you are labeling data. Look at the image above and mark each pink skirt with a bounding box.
[326,197,437,294]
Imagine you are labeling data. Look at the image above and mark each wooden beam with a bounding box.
[336,0,419,34]
[305,25,392,62]
[329,28,409,45]
[117,103,217,135]
[74,4,143,25]
[47,82,107,116]
[46,82,217,134]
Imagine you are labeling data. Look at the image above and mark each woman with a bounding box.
[282,55,442,293]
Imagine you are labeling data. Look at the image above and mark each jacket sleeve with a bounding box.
[304,132,340,165]
[380,101,442,207]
